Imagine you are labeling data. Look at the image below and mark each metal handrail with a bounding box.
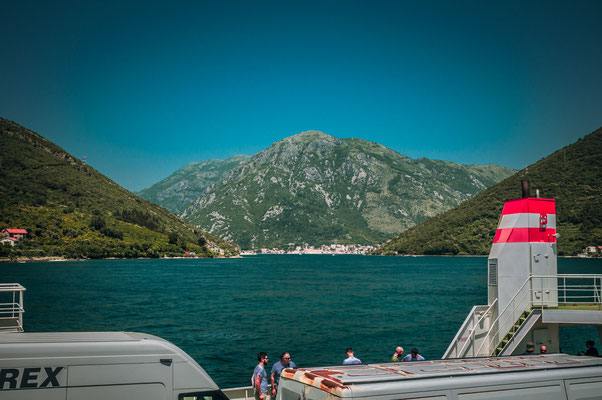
[532,274,602,307]
[0,283,26,292]
[474,276,532,356]
[0,304,25,311]
[443,305,483,358]
[473,274,602,357]
[0,284,25,333]
[222,385,274,400]
[456,299,498,358]
[443,305,480,358]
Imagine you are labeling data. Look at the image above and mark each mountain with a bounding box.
[181,130,515,249]
[373,127,602,256]
[0,118,239,259]
[136,155,251,214]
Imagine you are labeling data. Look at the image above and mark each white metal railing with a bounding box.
[443,305,484,358]
[0,283,26,333]
[474,276,532,356]
[443,302,495,359]
[537,274,602,307]
[445,274,602,359]
[222,385,274,400]
[475,274,602,357]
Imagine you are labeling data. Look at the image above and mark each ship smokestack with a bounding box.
[487,188,558,350]
[521,180,530,198]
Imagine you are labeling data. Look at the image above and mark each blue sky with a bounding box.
[2,0,601,191]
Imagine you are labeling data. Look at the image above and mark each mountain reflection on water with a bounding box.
[1,255,600,387]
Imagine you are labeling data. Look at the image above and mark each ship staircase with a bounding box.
[0,283,26,333]
[443,274,602,358]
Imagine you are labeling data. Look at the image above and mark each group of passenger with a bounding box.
[344,346,425,365]
[389,346,425,362]
[523,341,546,355]
[252,346,427,399]
[522,340,600,356]
[253,341,600,399]
[252,352,296,400]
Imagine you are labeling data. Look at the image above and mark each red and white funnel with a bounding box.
[488,196,558,312]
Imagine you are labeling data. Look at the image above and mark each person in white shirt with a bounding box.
[403,348,425,361]
[343,347,362,365]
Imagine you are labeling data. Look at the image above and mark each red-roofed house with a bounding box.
[1,229,28,240]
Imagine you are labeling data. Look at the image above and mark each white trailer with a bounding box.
[276,355,602,400]
[0,331,228,400]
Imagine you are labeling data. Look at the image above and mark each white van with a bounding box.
[0,331,228,400]
[276,354,602,400]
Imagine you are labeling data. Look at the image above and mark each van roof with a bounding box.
[281,354,602,395]
[0,332,190,362]
[0,332,220,391]
[0,331,144,343]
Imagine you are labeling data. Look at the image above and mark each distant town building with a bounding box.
[209,245,225,255]
[580,246,601,258]
[255,243,376,255]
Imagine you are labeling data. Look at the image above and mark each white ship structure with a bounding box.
[444,182,601,358]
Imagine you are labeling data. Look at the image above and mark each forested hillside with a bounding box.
[0,118,239,259]
[374,127,602,256]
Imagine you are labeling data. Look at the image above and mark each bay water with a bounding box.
[1,255,600,387]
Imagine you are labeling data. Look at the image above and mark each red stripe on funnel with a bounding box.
[502,198,555,216]
[494,228,557,243]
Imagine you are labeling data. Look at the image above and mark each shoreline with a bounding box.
[1,254,595,263]
[0,255,241,263]
[0,256,76,263]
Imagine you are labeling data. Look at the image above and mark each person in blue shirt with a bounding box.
[403,348,425,361]
[271,352,296,396]
[343,347,362,365]
[252,352,269,400]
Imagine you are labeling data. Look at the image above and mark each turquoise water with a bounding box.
[1,255,601,387]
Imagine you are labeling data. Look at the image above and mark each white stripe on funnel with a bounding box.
[498,213,556,230]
